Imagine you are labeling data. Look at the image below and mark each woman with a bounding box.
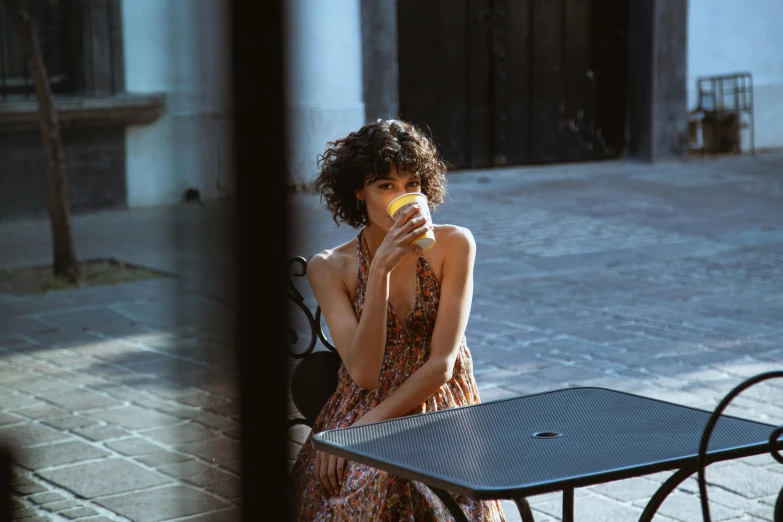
[290,119,506,521]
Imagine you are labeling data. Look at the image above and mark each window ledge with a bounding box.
[0,93,166,130]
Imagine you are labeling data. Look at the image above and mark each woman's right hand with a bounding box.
[372,204,433,274]
[315,449,346,495]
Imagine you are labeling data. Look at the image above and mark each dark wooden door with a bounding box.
[397,0,628,169]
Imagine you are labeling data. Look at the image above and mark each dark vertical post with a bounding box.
[0,443,11,522]
[625,0,688,161]
[231,0,290,520]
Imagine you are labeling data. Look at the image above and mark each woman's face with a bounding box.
[356,165,422,230]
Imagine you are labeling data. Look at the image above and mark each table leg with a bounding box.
[512,497,536,522]
[638,467,696,522]
[562,488,574,522]
[429,487,470,522]
[774,485,782,522]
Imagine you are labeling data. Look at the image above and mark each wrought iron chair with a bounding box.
[287,256,341,429]
[697,371,783,522]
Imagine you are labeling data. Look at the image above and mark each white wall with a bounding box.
[122,0,233,207]
[284,0,365,188]
[688,0,783,150]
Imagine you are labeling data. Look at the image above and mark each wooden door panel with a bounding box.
[439,0,469,167]
[397,0,628,169]
[466,0,493,168]
[561,0,593,161]
[530,0,563,163]
[501,0,530,165]
[398,0,442,149]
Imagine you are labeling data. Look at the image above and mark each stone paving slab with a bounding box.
[14,440,111,470]
[1,152,782,520]
[93,485,230,522]
[38,459,173,499]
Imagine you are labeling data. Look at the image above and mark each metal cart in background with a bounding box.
[690,72,755,156]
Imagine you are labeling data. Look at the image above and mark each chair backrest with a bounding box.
[696,370,783,522]
[287,256,342,428]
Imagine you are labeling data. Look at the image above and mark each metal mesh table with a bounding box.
[313,387,783,522]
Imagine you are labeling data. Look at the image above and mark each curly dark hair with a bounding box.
[313,119,448,228]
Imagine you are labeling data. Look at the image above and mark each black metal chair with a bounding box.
[287,256,341,429]
[697,371,783,522]
[285,255,536,521]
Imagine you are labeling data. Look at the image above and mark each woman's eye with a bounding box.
[409,181,421,187]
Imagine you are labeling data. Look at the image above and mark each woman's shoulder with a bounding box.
[428,225,476,278]
[433,224,476,250]
[307,238,357,277]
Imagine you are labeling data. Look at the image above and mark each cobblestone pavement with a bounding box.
[1,206,238,521]
[2,152,783,521]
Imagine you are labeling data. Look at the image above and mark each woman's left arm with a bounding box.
[354,226,476,426]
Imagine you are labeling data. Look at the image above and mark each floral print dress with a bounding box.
[290,228,507,522]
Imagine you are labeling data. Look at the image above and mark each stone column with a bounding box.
[123,0,233,207]
[284,0,366,190]
[361,0,399,121]
[626,0,688,161]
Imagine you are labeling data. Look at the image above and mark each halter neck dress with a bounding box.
[290,228,506,521]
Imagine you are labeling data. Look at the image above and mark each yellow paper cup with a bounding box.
[386,193,436,251]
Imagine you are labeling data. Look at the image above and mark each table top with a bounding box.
[312,387,781,499]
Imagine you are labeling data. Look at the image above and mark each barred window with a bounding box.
[0,0,75,98]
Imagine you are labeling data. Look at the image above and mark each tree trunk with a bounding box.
[6,0,80,282]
